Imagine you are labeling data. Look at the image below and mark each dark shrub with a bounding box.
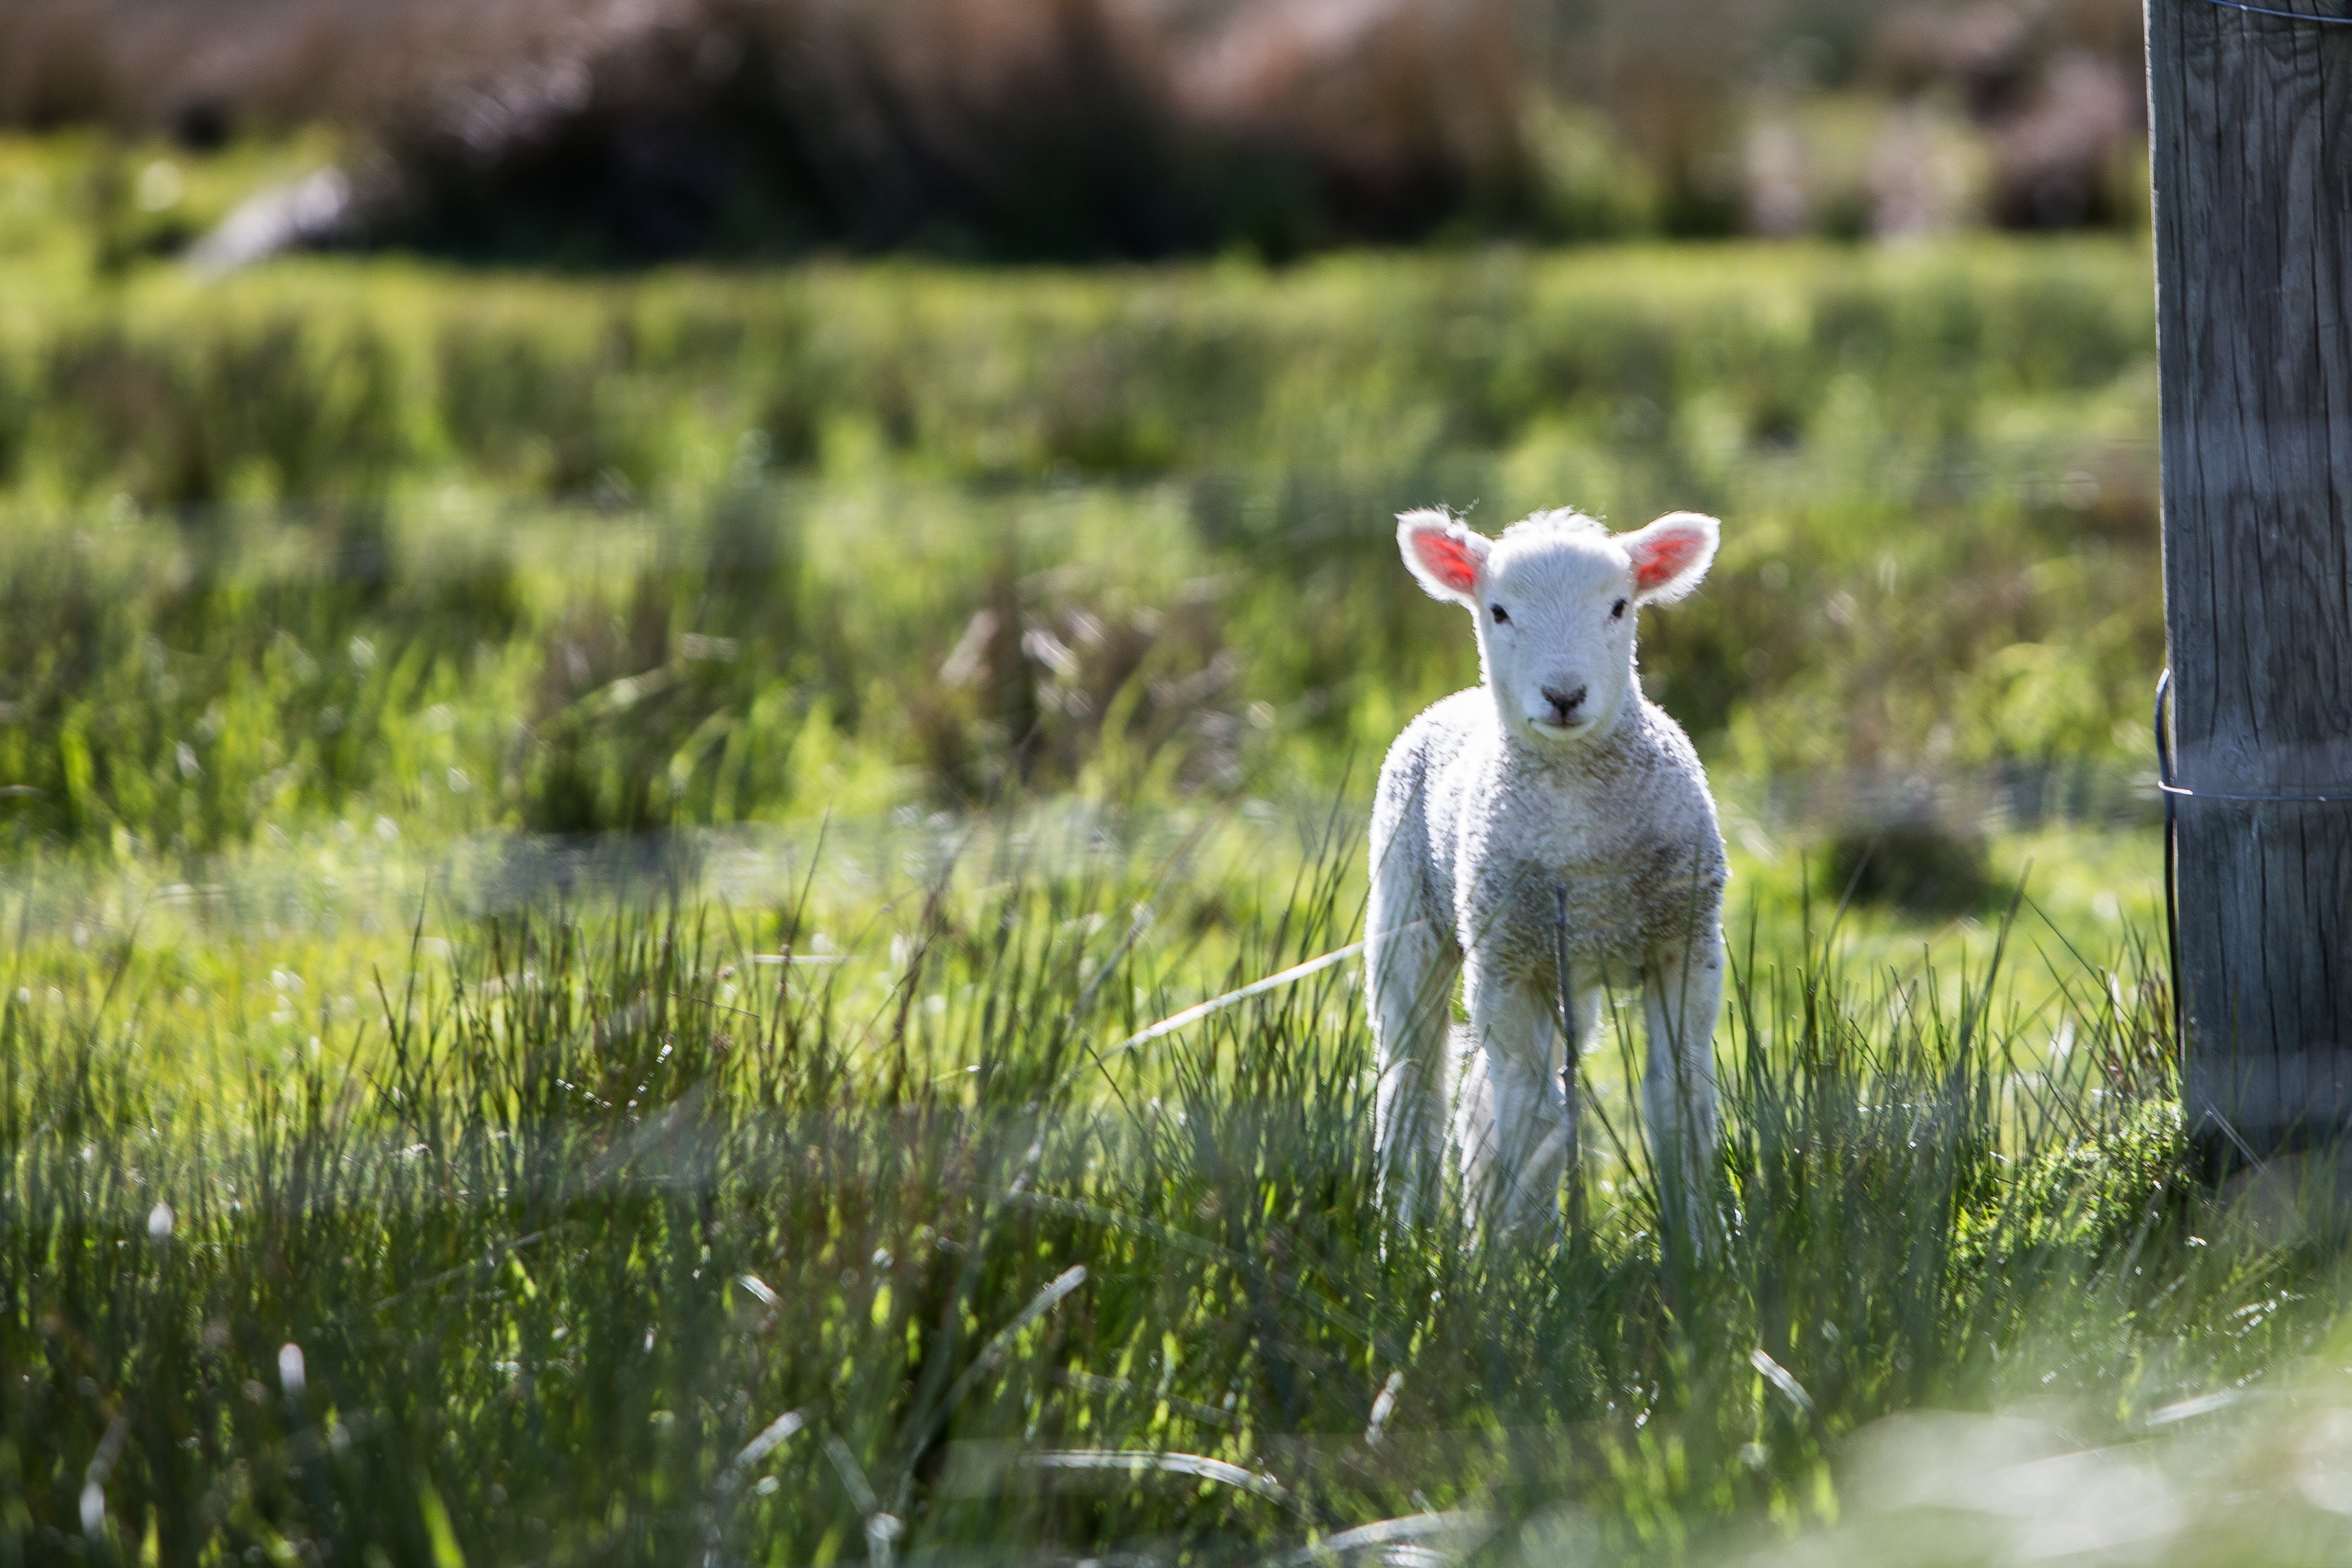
[1823,818,1999,914]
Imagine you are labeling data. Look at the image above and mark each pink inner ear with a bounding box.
[1411,529,1482,595]
[1632,527,1706,592]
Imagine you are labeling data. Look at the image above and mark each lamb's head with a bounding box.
[1398,506,1719,747]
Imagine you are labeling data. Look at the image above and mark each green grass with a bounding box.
[7,133,2309,1566]
[1,133,2167,859]
[5,823,2347,1567]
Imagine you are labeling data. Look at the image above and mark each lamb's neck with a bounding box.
[1497,700,1651,789]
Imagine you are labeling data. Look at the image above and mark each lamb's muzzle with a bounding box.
[1538,684,1587,727]
[1369,505,1728,1242]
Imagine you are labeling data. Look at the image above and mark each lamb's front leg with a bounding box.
[1457,955,1576,1234]
[1641,934,1725,1245]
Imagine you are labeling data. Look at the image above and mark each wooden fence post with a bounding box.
[2148,0,2352,1164]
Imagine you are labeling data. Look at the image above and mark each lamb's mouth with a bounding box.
[1527,716,1592,736]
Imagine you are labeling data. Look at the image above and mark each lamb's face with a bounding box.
[1477,525,1642,742]
[1398,506,1720,751]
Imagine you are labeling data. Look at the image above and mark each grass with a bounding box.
[4,142,2163,809]
[0,157,2165,856]
[5,817,2347,1566]
[8,131,2319,1566]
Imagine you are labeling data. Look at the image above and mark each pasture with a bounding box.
[7,131,2351,1566]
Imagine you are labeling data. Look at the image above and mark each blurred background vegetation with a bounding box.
[3,0,2150,262]
[0,0,2168,881]
[0,239,2161,870]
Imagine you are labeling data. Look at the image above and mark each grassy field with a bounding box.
[2,134,2165,851]
[13,831,2352,1567]
[16,134,2344,1567]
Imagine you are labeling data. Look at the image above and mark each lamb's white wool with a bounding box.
[1371,505,1727,1239]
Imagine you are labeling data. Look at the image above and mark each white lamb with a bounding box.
[1368,505,1728,1239]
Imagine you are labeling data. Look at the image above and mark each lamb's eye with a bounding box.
[1490,604,1509,624]
[1610,598,1627,619]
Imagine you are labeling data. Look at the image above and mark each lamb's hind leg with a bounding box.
[1369,892,1456,1229]
[1642,935,1725,1247]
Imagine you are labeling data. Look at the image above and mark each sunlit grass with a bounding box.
[4,810,2344,1566]
[2,168,2167,859]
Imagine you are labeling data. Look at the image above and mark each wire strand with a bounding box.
[2154,667,2352,1082]
[2152,674,2352,806]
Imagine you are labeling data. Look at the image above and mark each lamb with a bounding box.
[1367,505,1728,1240]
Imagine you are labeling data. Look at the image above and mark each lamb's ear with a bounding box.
[1622,511,1719,605]
[1397,509,1491,605]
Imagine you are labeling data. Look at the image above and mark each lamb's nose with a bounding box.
[1541,684,1587,724]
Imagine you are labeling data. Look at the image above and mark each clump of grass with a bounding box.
[4,825,2337,1564]
[1821,821,2000,915]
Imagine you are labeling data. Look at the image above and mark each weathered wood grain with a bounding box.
[2150,0,2352,1155]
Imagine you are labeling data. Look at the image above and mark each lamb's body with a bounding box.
[1376,689,1723,992]
[1369,507,1728,1236]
